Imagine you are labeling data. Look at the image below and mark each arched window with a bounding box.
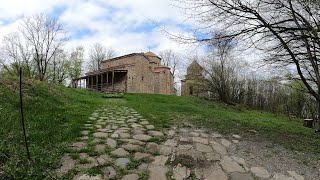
[189,86,193,95]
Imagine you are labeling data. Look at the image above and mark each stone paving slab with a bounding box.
[92,132,108,138]
[133,134,152,141]
[220,156,246,173]
[121,174,139,180]
[251,166,271,179]
[152,155,169,165]
[56,154,75,176]
[116,158,130,169]
[148,165,168,180]
[195,143,213,152]
[230,172,254,180]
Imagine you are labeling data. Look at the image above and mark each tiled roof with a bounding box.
[102,53,143,62]
[144,51,158,57]
[154,65,169,73]
[154,69,166,73]
[154,65,167,68]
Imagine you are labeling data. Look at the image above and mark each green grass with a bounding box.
[127,159,143,170]
[0,77,105,179]
[103,93,124,98]
[148,137,165,144]
[86,165,104,176]
[166,170,174,180]
[139,170,149,180]
[70,152,80,160]
[79,158,90,164]
[124,93,320,154]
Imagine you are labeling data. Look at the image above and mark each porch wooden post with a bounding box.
[125,73,128,92]
[106,72,109,90]
[91,76,93,89]
[79,79,81,88]
[112,70,115,91]
[96,75,98,90]
[101,74,104,91]
[86,78,88,88]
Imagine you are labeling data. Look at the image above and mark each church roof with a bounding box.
[154,65,170,73]
[144,51,158,57]
[188,60,203,70]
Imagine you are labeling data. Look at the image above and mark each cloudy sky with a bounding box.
[0,0,204,62]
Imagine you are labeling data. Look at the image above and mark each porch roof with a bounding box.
[74,68,127,80]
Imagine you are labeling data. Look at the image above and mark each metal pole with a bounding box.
[19,68,31,160]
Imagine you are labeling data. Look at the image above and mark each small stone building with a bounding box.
[181,60,207,96]
[76,52,176,95]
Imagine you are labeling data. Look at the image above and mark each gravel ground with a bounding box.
[228,139,320,180]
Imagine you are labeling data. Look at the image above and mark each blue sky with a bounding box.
[0,0,205,58]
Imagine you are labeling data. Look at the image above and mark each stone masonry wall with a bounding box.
[155,68,176,95]
[100,54,155,94]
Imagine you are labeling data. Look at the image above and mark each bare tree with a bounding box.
[203,35,244,103]
[176,0,320,116]
[68,46,84,87]
[159,49,182,94]
[49,49,68,84]
[106,47,117,60]
[19,13,66,81]
[88,43,116,71]
[159,49,180,77]
[245,74,259,107]
[0,33,34,77]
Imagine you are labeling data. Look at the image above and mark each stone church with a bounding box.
[76,52,176,95]
[181,60,207,96]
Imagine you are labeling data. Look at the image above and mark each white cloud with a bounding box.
[55,1,200,57]
[0,20,21,41]
[0,0,207,81]
[0,0,63,19]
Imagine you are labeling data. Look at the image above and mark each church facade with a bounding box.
[76,52,176,95]
[181,60,207,97]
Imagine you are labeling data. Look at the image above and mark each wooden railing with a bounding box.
[86,83,125,92]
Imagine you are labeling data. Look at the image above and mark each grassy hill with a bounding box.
[125,93,320,154]
[1,78,319,179]
[0,78,105,179]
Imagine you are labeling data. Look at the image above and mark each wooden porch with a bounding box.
[73,69,128,92]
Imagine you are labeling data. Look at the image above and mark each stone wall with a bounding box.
[181,80,187,96]
[101,72,127,92]
[155,67,176,95]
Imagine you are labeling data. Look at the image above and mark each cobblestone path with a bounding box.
[56,100,305,180]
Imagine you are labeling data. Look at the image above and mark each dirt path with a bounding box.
[55,101,310,180]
